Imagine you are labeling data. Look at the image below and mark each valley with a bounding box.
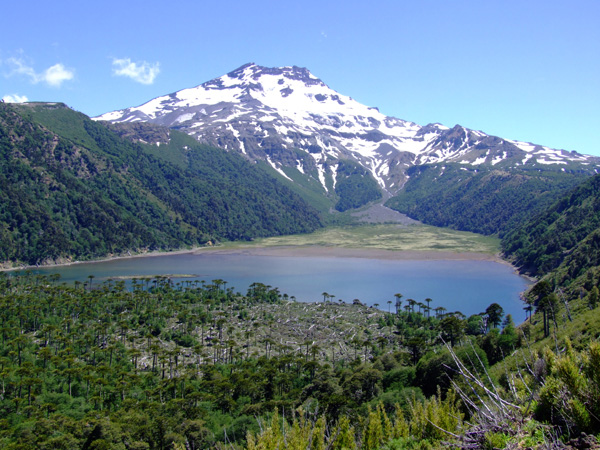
[1,62,600,449]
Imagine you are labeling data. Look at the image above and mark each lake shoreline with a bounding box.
[5,243,531,321]
[2,243,521,274]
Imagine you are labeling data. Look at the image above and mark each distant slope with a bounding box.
[0,102,321,266]
[385,163,594,236]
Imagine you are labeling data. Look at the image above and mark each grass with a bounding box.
[220,224,500,255]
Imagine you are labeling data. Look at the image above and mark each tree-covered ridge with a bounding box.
[0,103,321,266]
[502,173,600,277]
[0,271,598,449]
[385,163,594,237]
[333,160,382,212]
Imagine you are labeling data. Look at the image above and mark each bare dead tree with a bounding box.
[441,340,562,449]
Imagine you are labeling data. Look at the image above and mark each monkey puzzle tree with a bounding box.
[394,293,403,315]
[485,303,504,330]
[439,315,466,347]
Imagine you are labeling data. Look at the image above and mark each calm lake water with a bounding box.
[30,251,530,322]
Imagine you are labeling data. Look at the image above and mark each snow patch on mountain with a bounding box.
[318,164,329,191]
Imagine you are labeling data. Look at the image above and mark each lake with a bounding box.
[29,249,531,323]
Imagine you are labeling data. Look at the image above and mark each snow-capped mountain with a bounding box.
[95,63,597,194]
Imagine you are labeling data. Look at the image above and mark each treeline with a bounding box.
[374,160,600,448]
[385,163,593,236]
[0,103,321,266]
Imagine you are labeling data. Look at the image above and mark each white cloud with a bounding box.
[4,57,74,87]
[112,58,160,85]
[2,94,28,103]
[43,63,74,87]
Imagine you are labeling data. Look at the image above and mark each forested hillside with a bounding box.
[498,172,600,334]
[0,103,321,266]
[502,173,600,276]
[385,163,595,236]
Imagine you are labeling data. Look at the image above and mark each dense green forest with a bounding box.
[385,163,595,236]
[502,173,600,276]
[334,160,382,212]
[0,268,599,449]
[0,103,321,266]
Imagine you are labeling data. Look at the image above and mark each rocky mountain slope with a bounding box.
[96,63,598,197]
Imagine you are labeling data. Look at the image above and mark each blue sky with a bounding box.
[2,0,599,155]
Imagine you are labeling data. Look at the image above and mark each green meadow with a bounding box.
[221,224,500,255]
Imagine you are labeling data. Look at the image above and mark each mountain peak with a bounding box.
[224,63,324,88]
[95,63,600,195]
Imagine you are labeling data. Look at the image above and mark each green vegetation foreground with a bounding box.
[1,271,599,449]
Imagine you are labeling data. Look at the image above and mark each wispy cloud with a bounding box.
[5,57,37,80]
[2,94,28,103]
[112,58,160,85]
[4,57,74,87]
